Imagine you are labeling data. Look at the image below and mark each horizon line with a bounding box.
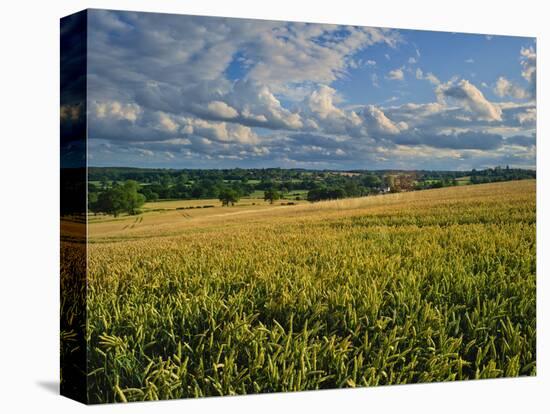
[84,165,537,172]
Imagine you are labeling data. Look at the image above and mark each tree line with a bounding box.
[89,181,145,217]
[87,167,536,216]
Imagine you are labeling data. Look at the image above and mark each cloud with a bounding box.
[423,131,503,150]
[181,118,260,145]
[84,10,535,169]
[381,127,504,151]
[388,102,446,120]
[228,124,260,144]
[158,112,179,132]
[139,79,304,131]
[270,133,358,164]
[415,68,440,85]
[229,80,303,129]
[465,58,475,63]
[289,133,352,151]
[87,11,400,113]
[302,85,365,136]
[206,101,239,119]
[493,77,529,99]
[437,79,502,121]
[245,25,400,94]
[489,47,536,103]
[304,85,345,119]
[94,101,141,122]
[89,99,261,147]
[363,105,407,135]
[387,68,405,81]
[520,46,536,98]
[137,148,154,157]
[506,134,535,147]
[424,73,441,85]
[515,107,536,125]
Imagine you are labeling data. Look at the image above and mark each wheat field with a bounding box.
[63,180,536,403]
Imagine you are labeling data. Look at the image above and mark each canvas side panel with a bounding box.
[60,9,88,404]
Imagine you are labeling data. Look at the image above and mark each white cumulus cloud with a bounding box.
[494,77,529,99]
[387,68,405,81]
[437,79,502,121]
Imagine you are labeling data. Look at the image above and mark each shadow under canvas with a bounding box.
[37,380,59,395]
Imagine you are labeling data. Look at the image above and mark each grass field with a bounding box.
[69,180,536,402]
[455,176,472,185]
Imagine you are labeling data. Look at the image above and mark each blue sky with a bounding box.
[79,9,536,170]
[335,31,534,106]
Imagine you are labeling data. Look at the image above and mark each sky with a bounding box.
[79,9,536,170]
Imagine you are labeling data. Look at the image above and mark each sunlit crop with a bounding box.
[63,180,536,403]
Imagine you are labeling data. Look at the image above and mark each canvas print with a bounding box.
[60,9,536,404]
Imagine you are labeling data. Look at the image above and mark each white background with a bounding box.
[0,0,547,412]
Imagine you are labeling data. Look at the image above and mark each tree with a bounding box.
[328,188,346,199]
[307,188,322,202]
[88,192,99,215]
[384,175,397,192]
[343,181,361,197]
[122,180,146,215]
[90,180,145,217]
[100,177,109,191]
[219,188,239,206]
[88,182,99,193]
[362,174,382,189]
[394,174,415,192]
[93,187,123,217]
[264,189,281,204]
[140,187,159,202]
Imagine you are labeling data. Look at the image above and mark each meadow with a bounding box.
[76,180,535,402]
